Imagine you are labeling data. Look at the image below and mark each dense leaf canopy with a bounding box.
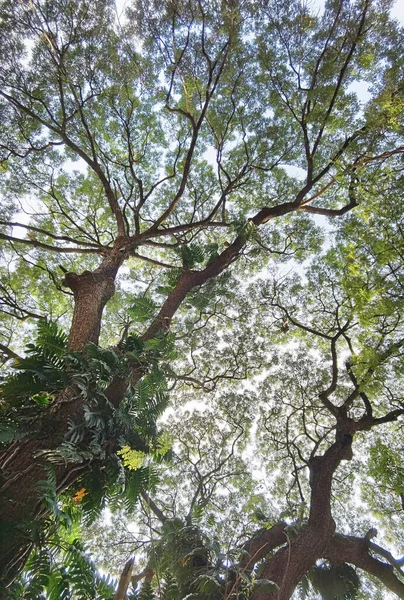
[0,0,404,598]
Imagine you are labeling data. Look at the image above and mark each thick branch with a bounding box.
[298,197,357,217]
[324,535,404,598]
[239,522,287,571]
[308,433,353,530]
[113,557,135,600]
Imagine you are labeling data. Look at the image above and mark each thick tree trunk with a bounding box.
[250,432,353,600]
[250,527,323,600]
[0,250,125,588]
[63,248,125,351]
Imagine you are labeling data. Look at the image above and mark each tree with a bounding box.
[85,233,404,599]
[0,0,404,596]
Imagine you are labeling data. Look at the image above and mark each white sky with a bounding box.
[115,0,404,25]
[385,0,404,23]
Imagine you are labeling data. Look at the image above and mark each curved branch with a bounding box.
[0,222,103,249]
[140,490,167,525]
[0,343,21,363]
[324,535,404,599]
[239,522,287,571]
[0,233,104,254]
[130,251,177,269]
[113,557,135,600]
[298,196,357,217]
[369,541,404,572]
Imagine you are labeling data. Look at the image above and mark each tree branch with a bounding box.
[239,522,287,571]
[0,343,21,363]
[140,490,167,524]
[0,232,104,254]
[113,557,135,600]
[324,534,404,598]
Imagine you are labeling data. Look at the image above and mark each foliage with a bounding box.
[0,0,404,598]
[6,534,116,600]
[308,562,360,600]
[0,320,171,457]
[1,320,168,596]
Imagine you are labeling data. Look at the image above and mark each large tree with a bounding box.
[105,230,404,599]
[1,0,404,596]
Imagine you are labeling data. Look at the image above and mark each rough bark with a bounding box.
[63,246,126,351]
[240,522,288,572]
[250,432,353,600]
[64,270,116,350]
[250,527,324,600]
[0,247,126,586]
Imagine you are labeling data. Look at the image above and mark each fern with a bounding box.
[178,243,205,269]
[138,580,156,600]
[34,320,68,356]
[36,466,71,526]
[1,318,173,598]
[297,573,311,599]
[309,562,360,600]
[161,572,181,600]
[8,531,116,600]
[22,547,52,599]
[0,321,69,404]
[120,333,145,356]
[128,296,157,323]
[46,568,71,600]
[121,466,158,513]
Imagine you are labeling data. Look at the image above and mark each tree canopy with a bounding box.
[1,0,404,598]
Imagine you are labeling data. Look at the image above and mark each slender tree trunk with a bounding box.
[113,557,135,600]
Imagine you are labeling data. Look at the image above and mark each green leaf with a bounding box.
[252,579,279,593]
[128,296,157,323]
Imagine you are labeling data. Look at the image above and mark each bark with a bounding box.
[308,432,352,532]
[113,557,135,600]
[324,535,404,599]
[63,246,126,351]
[250,527,323,600]
[250,432,353,600]
[240,522,287,572]
[0,247,127,587]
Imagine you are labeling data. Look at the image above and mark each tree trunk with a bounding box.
[113,557,135,600]
[0,250,125,588]
[250,527,322,600]
[250,432,353,600]
[63,249,125,351]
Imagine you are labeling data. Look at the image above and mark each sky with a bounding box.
[115,0,404,25]
[385,0,404,24]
